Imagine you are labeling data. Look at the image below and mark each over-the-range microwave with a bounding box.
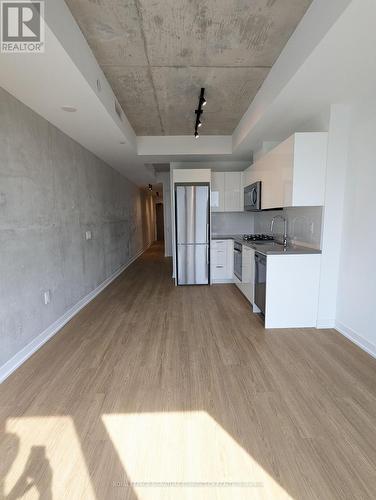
[244,181,261,211]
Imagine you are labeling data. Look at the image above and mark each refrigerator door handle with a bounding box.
[206,223,210,243]
[206,245,209,264]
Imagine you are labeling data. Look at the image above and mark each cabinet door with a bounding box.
[224,172,243,212]
[211,243,227,279]
[292,133,327,206]
[211,172,225,212]
[211,240,234,280]
[243,168,256,188]
[260,137,294,210]
[225,239,234,278]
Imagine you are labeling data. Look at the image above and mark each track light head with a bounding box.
[193,88,205,137]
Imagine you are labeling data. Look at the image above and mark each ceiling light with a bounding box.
[201,97,207,107]
[148,184,153,191]
[194,132,199,139]
[198,120,202,128]
[61,105,77,113]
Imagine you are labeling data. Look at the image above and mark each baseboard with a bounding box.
[211,279,234,284]
[0,246,148,384]
[335,321,376,359]
[316,318,336,329]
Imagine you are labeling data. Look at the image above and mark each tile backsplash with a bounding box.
[254,206,323,249]
[212,212,254,235]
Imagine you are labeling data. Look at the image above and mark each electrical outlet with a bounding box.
[85,230,92,241]
[43,290,51,305]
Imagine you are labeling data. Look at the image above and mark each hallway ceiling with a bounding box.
[66,0,312,136]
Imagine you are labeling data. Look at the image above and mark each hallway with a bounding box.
[1,243,376,499]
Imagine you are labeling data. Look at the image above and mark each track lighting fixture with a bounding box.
[148,184,152,191]
[194,88,206,138]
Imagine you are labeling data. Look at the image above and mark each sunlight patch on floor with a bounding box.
[103,411,292,500]
[2,417,95,500]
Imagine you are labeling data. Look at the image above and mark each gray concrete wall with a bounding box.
[0,87,155,368]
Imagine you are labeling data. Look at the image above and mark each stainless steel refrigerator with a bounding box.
[175,184,210,285]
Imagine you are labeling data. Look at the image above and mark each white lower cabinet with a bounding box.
[265,254,321,328]
[235,245,255,304]
[211,239,234,282]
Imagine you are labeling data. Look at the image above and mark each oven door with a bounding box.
[234,243,242,281]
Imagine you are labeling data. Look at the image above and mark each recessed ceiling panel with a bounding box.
[66,0,312,135]
[152,66,269,135]
[138,0,312,67]
[105,66,163,135]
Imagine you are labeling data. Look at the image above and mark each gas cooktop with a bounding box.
[242,234,274,242]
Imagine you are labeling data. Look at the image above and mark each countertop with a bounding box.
[212,234,322,256]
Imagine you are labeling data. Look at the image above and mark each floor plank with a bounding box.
[1,242,376,499]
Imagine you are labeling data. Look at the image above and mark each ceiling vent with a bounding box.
[114,100,123,121]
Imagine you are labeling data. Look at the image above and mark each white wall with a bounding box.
[336,100,376,357]
[316,104,351,328]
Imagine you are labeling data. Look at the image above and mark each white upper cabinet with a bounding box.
[224,172,243,211]
[243,133,328,209]
[211,172,225,212]
[211,171,243,212]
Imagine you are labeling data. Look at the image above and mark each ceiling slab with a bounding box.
[66,0,312,136]
[138,0,312,68]
[64,0,148,67]
[152,66,268,135]
[106,66,162,135]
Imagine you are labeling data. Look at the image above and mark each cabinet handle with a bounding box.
[216,265,224,268]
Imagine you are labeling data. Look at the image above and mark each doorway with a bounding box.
[156,202,164,241]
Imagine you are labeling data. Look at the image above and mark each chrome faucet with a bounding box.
[270,215,288,247]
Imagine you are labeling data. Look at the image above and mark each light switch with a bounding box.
[85,230,92,240]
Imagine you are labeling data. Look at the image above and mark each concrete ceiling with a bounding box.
[65,0,312,136]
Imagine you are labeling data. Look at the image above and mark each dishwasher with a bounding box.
[254,252,266,315]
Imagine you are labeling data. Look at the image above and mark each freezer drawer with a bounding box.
[177,244,209,285]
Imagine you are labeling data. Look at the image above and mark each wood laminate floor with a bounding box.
[1,243,376,500]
